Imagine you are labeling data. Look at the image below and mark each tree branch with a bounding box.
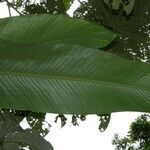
[4,0,23,15]
[7,2,11,17]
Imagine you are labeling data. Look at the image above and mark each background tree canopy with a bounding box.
[74,0,150,61]
[112,114,150,150]
[4,0,73,14]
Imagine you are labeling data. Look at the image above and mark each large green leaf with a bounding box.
[0,41,150,114]
[0,14,115,48]
[0,14,150,114]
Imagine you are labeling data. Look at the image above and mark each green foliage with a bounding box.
[0,14,117,114]
[130,114,150,149]
[11,0,73,14]
[0,1,150,149]
[24,111,49,136]
[0,14,115,133]
[0,14,114,48]
[0,109,110,149]
[112,114,150,150]
[112,134,135,150]
[63,0,74,10]
[98,114,111,132]
[74,0,150,61]
[103,0,135,15]
[0,110,53,150]
[0,15,150,114]
[23,0,66,15]
[0,15,150,115]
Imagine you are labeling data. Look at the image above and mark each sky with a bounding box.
[44,112,142,150]
[0,1,143,150]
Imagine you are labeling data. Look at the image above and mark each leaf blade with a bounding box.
[0,14,115,48]
[0,43,150,114]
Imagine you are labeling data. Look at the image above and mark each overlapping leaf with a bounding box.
[1,43,150,114]
[0,14,115,48]
[0,14,150,115]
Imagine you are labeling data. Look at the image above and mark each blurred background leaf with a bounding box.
[0,110,53,150]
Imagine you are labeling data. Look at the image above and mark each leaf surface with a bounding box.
[0,42,150,114]
[0,14,115,48]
